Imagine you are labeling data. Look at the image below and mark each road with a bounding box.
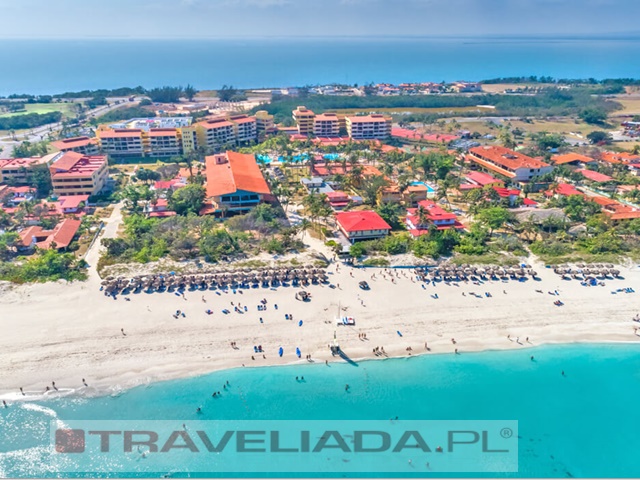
[0,99,139,158]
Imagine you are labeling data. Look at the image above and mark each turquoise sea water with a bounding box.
[1,37,640,95]
[1,344,640,477]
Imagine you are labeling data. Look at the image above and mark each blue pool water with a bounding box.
[410,181,435,193]
[1,344,640,477]
[257,153,341,164]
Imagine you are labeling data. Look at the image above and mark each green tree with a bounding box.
[184,84,198,101]
[587,130,612,145]
[579,108,608,125]
[135,168,161,184]
[169,184,206,215]
[476,207,512,238]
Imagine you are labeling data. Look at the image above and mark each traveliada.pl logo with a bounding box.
[55,429,86,453]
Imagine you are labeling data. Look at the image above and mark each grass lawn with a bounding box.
[332,106,495,115]
[479,83,556,94]
[0,102,78,118]
[611,96,640,116]
[456,117,605,138]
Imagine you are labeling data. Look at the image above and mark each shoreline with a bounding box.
[2,258,640,400]
[2,339,640,403]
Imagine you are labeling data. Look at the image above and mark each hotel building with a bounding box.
[345,114,392,140]
[467,146,553,183]
[49,152,109,196]
[292,106,315,135]
[51,137,100,156]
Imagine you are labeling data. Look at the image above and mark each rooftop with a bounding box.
[578,169,613,183]
[204,151,270,198]
[469,146,550,171]
[49,152,107,178]
[51,136,98,151]
[552,153,595,165]
[19,218,81,250]
[336,210,391,232]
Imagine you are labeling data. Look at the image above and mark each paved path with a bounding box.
[84,202,124,285]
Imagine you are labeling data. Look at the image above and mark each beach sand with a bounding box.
[1,257,639,399]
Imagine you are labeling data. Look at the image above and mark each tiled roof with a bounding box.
[552,153,595,165]
[336,210,391,232]
[205,151,270,197]
[578,169,613,183]
[466,171,500,186]
[469,146,550,170]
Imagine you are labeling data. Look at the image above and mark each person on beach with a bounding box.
[20,387,24,395]
[121,328,126,336]
[2,400,7,408]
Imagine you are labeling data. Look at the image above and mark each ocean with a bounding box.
[1,37,640,96]
[1,343,640,477]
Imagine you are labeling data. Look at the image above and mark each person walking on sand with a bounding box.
[121,328,126,336]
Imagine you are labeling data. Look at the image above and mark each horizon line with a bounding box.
[1,33,640,41]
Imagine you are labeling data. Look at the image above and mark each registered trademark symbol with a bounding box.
[500,428,513,438]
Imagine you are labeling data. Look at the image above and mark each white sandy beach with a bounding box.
[1,249,640,399]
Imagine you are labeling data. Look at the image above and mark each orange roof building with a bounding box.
[49,152,109,196]
[18,218,82,251]
[467,146,553,182]
[51,136,100,156]
[346,114,392,140]
[201,151,271,215]
[0,153,58,185]
[552,153,596,166]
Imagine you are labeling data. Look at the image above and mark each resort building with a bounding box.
[579,169,613,183]
[346,114,392,140]
[335,210,391,243]
[0,153,58,185]
[145,128,182,158]
[97,129,145,157]
[313,113,340,137]
[467,146,553,182]
[405,200,464,236]
[229,115,257,144]
[464,171,504,188]
[18,218,82,252]
[196,118,236,148]
[292,106,316,135]
[551,153,596,167]
[326,191,351,210]
[51,137,100,156]
[49,152,109,197]
[201,151,271,215]
[0,185,36,206]
[255,110,276,135]
[402,183,430,205]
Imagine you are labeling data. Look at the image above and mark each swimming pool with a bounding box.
[256,153,310,164]
[410,181,435,193]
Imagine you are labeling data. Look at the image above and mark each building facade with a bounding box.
[346,114,392,140]
[49,152,109,196]
[467,146,553,182]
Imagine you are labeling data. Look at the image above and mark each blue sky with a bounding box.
[2,0,639,38]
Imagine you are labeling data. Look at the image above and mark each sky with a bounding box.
[2,0,639,38]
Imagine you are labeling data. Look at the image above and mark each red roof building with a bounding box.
[405,200,464,236]
[202,151,271,215]
[552,153,596,166]
[49,152,109,196]
[578,169,613,183]
[468,146,553,182]
[326,191,351,210]
[51,136,100,155]
[335,210,391,243]
[18,218,82,251]
[465,171,504,187]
